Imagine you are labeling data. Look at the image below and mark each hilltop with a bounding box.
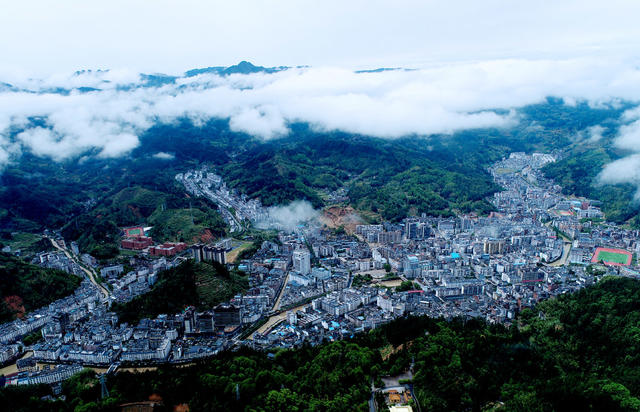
[112,260,248,324]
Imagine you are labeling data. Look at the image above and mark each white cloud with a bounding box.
[229,105,288,139]
[614,120,640,151]
[599,153,640,200]
[1,57,640,167]
[597,104,640,198]
[98,133,140,158]
[586,125,606,142]
[152,152,175,160]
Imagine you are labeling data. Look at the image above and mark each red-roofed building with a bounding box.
[149,242,188,256]
[121,236,153,250]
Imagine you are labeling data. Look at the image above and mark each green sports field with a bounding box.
[596,251,628,264]
[592,249,631,265]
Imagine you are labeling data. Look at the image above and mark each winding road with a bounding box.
[47,237,111,299]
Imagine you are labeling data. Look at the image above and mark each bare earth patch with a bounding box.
[320,206,365,234]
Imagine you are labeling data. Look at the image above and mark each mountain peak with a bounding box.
[184,61,284,77]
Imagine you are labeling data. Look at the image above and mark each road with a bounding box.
[248,302,308,340]
[544,222,573,267]
[549,241,572,267]
[47,237,111,299]
[0,351,32,377]
[271,272,290,311]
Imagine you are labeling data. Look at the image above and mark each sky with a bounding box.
[1,1,640,191]
[1,0,640,75]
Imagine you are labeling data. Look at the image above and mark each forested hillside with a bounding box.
[0,253,81,323]
[4,276,640,411]
[112,260,248,324]
[1,99,637,244]
[543,146,640,225]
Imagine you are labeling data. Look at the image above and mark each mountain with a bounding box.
[184,61,286,77]
[1,99,638,251]
[0,82,15,92]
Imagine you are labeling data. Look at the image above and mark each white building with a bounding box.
[292,249,311,275]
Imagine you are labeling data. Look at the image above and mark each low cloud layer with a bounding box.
[256,200,320,232]
[599,107,640,199]
[1,58,640,171]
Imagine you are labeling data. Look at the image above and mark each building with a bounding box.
[191,244,226,264]
[70,242,80,255]
[214,304,242,327]
[483,240,505,255]
[121,236,153,250]
[292,249,311,275]
[149,242,188,257]
[378,231,402,244]
[289,272,313,286]
[100,264,124,278]
[460,216,473,231]
[403,255,421,279]
[520,269,544,283]
[405,220,428,240]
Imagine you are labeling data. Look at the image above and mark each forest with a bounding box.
[542,146,640,225]
[111,260,248,325]
[0,253,81,323]
[1,99,637,249]
[3,276,640,411]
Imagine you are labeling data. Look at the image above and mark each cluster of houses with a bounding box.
[2,152,640,386]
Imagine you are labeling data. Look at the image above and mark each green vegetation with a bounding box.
[594,250,631,265]
[6,277,640,411]
[22,330,44,346]
[0,232,50,259]
[226,240,255,263]
[586,265,607,276]
[0,134,231,259]
[395,280,420,292]
[351,273,373,288]
[550,225,572,241]
[543,146,640,226]
[222,127,502,220]
[60,186,226,260]
[234,230,279,261]
[0,253,81,323]
[4,100,632,239]
[148,206,226,243]
[580,217,604,224]
[221,99,626,221]
[0,100,636,261]
[112,260,248,324]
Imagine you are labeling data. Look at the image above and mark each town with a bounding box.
[1,151,639,389]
